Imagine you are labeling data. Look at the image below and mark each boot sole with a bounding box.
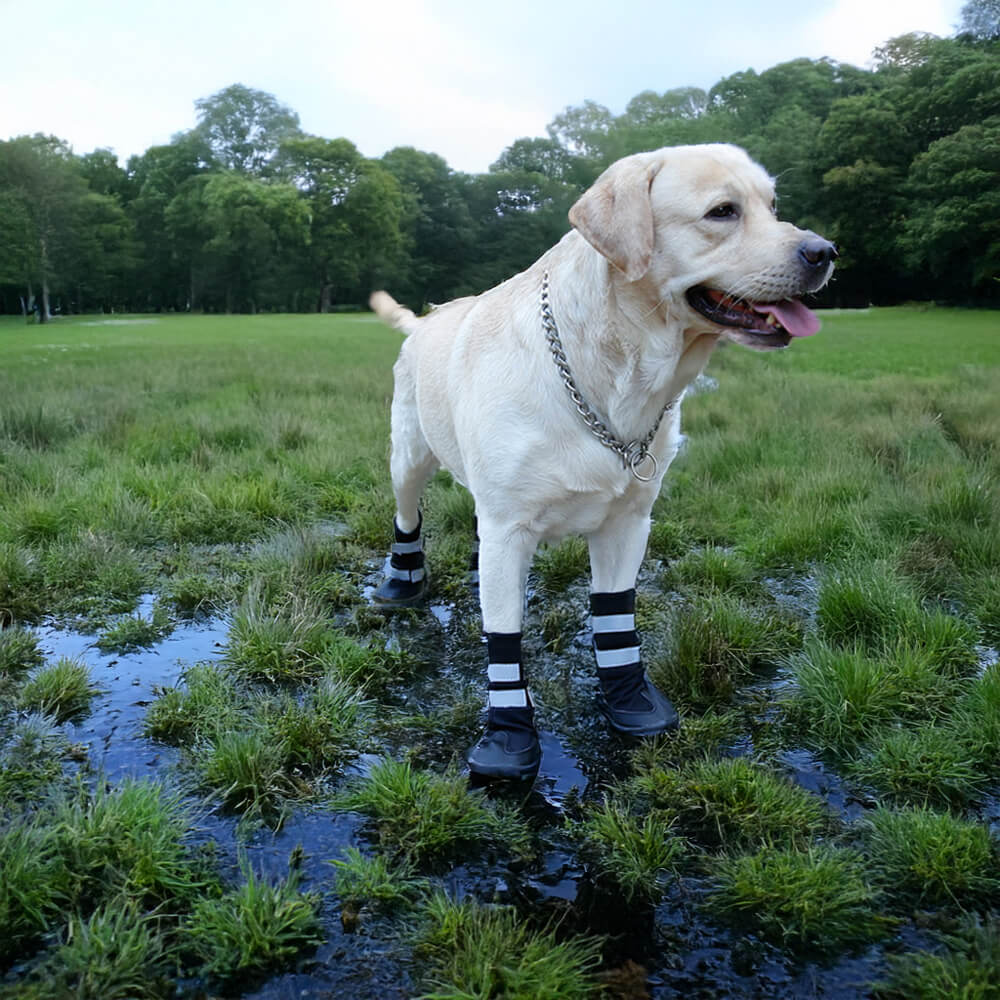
[370,578,429,609]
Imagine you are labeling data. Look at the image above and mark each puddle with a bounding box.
[39,601,228,780]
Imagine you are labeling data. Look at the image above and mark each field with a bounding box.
[1,306,999,999]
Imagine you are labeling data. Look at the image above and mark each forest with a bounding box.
[0,22,997,318]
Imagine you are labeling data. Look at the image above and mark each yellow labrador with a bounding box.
[370,143,836,779]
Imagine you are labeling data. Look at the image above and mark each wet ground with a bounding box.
[27,569,974,1000]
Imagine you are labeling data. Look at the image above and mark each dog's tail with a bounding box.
[369,291,418,336]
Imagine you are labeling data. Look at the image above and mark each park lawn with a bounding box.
[1,306,999,998]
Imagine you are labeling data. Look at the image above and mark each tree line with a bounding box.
[0,20,997,319]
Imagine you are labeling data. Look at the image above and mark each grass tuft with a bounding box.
[0,625,45,677]
[0,713,69,805]
[848,725,988,808]
[18,657,101,723]
[334,758,503,863]
[329,846,427,912]
[183,864,322,988]
[579,799,685,903]
[637,756,828,850]
[709,845,888,952]
[648,593,801,708]
[864,805,999,907]
[415,891,603,1000]
[143,662,242,745]
[15,901,171,1000]
[533,536,590,595]
[874,917,1000,999]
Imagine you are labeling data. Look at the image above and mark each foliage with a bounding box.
[709,846,888,952]
[415,892,604,999]
[3,27,999,316]
[182,864,322,986]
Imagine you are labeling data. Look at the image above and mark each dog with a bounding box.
[370,143,836,780]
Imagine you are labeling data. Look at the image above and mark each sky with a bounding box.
[1,0,965,174]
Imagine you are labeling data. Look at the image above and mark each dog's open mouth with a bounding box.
[685,286,820,349]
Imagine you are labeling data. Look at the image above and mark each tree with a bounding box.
[957,0,1000,40]
[901,117,1000,300]
[128,134,214,310]
[276,136,405,310]
[0,135,92,319]
[381,146,476,306]
[192,84,302,175]
[197,172,310,312]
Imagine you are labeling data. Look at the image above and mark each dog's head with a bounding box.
[569,144,836,350]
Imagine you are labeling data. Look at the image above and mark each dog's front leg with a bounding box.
[465,521,542,781]
[588,508,678,736]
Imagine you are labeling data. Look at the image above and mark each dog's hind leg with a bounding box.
[588,509,678,736]
[372,369,438,608]
[466,521,542,781]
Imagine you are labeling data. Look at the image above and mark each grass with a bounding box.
[0,712,69,805]
[334,758,510,863]
[11,902,171,1000]
[646,592,802,708]
[864,805,1000,907]
[578,799,686,903]
[708,845,888,952]
[848,725,988,808]
[415,891,604,1000]
[636,755,829,850]
[96,603,172,653]
[0,308,998,996]
[183,864,323,988]
[17,657,101,723]
[0,625,44,676]
[329,847,427,912]
[786,639,960,751]
[48,778,207,910]
[874,917,1000,999]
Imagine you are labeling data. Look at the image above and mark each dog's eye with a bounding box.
[706,203,739,220]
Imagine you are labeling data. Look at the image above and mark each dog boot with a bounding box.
[591,589,679,735]
[466,633,540,780]
[372,516,428,607]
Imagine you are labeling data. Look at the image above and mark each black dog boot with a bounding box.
[466,633,541,780]
[591,589,679,736]
[372,516,428,608]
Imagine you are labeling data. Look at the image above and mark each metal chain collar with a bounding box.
[540,270,675,482]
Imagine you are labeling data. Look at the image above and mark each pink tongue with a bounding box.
[755,299,821,338]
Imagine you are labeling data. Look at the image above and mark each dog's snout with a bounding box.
[798,237,838,270]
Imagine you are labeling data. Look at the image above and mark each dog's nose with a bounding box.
[798,237,838,270]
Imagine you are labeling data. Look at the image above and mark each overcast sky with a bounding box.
[2,0,964,173]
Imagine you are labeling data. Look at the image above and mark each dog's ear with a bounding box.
[569,153,662,282]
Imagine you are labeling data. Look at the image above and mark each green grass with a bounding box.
[0,713,69,806]
[49,778,208,911]
[415,891,603,1000]
[578,799,686,903]
[329,847,427,912]
[0,309,998,995]
[182,864,323,988]
[786,640,961,751]
[11,901,171,1000]
[646,592,802,708]
[636,756,829,850]
[143,662,242,744]
[864,805,999,907]
[708,845,888,952]
[0,625,44,676]
[848,725,988,808]
[334,758,519,863]
[17,657,101,723]
[96,604,172,653]
[875,917,1000,999]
